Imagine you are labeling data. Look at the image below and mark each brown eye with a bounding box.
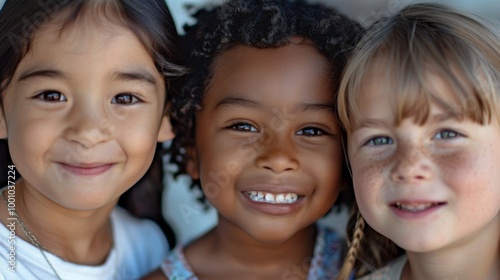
[112,93,141,105]
[35,91,67,102]
[227,122,258,132]
[297,127,327,136]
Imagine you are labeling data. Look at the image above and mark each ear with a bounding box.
[157,115,175,142]
[0,104,7,139]
[185,146,200,180]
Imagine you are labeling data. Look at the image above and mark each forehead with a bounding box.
[30,11,138,54]
[15,17,158,79]
[206,43,334,104]
[355,58,463,123]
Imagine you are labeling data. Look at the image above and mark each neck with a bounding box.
[1,180,115,265]
[403,216,500,280]
[201,215,317,275]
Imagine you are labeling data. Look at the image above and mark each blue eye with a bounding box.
[297,127,327,136]
[434,130,460,139]
[35,91,67,102]
[227,122,258,132]
[366,136,393,146]
[112,93,141,105]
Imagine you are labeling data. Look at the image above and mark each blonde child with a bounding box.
[336,3,500,280]
[143,0,361,279]
[0,0,181,279]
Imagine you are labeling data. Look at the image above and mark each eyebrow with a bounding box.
[17,68,159,88]
[18,69,68,82]
[215,96,334,115]
[111,69,159,88]
[355,118,387,130]
[215,97,263,110]
[355,114,455,130]
[429,113,454,123]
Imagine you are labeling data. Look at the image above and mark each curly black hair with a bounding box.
[169,0,362,208]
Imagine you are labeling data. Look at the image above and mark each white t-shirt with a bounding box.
[0,207,168,280]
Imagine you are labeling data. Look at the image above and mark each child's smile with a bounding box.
[347,65,500,253]
[245,191,300,204]
[240,179,307,216]
[187,42,343,243]
[0,17,173,211]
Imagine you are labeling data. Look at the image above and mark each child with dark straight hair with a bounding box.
[337,3,500,280]
[0,0,181,279]
[144,0,361,279]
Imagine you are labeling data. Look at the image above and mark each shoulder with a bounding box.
[307,224,346,279]
[111,207,169,277]
[160,245,197,280]
[111,206,167,243]
[356,255,407,280]
[141,268,169,280]
[315,223,345,256]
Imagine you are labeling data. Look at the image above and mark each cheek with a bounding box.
[196,140,242,197]
[351,160,385,213]
[8,119,57,164]
[351,159,383,191]
[441,151,500,217]
[116,114,162,152]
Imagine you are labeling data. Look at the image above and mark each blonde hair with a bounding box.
[338,3,500,133]
[336,3,500,279]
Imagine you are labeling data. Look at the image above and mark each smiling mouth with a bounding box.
[245,191,302,204]
[58,163,113,176]
[392,201,446,212]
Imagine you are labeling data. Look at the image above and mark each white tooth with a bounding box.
[247,192,300,204]
[265,193,275,202]
[399,203,432,212]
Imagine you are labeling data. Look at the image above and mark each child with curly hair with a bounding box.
[337,3,500,280]
[143,0,361,279]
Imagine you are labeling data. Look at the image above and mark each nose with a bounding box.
[389,144,433,183]
[64,100,113,149]
[255,129,299,173]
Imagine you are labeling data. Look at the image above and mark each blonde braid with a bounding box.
[336,209,366,280]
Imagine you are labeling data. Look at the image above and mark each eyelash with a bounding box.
[297,126,329,137]
[433,129,461,140]
[226,121,329,136]
[226,121,258,132]
[33,91,142,105]
[34,90,67,102]
[363,129,462,146]
[111,93,142,105]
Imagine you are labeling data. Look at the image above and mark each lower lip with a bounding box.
[241,192,304,215]
[390,204,445,220]
[58,163,113,176]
